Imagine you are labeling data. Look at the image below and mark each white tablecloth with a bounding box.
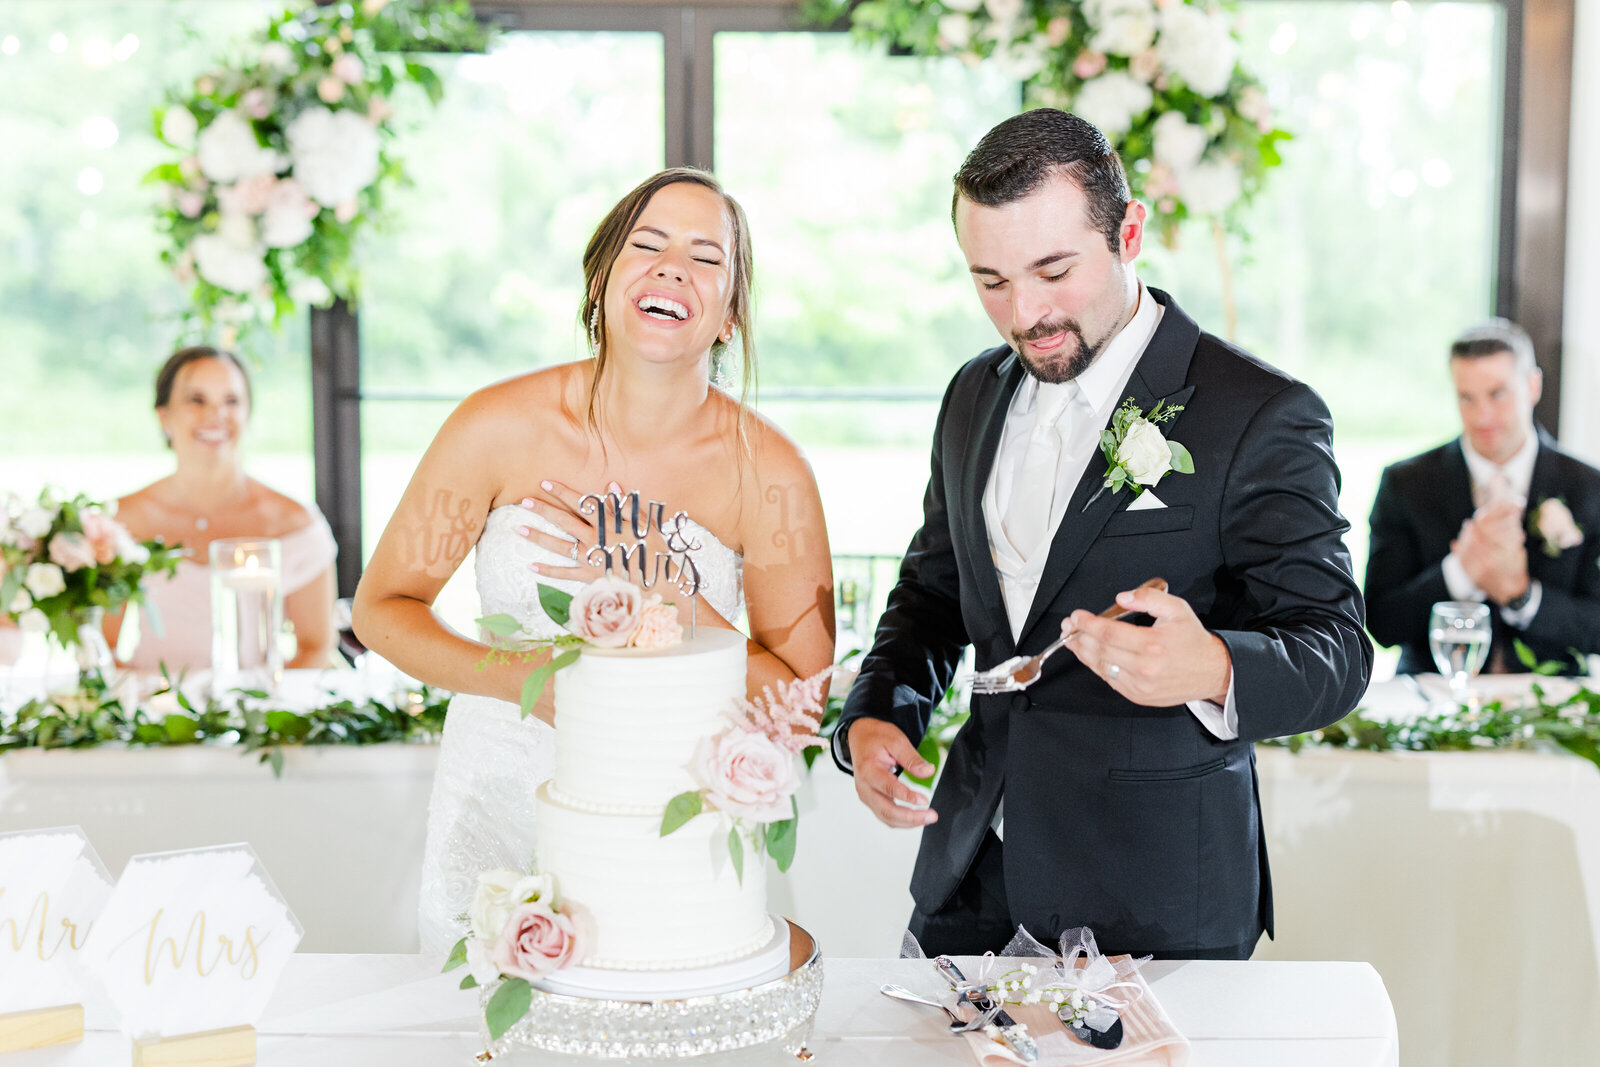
[2,953,1397,1066]
[2,674,1593,1066]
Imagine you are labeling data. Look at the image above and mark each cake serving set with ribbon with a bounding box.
[447,490,828,1060]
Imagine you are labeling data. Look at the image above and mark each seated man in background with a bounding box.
[1365,319,1600,674]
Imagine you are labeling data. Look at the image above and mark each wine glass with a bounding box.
[1428,601,1492,707]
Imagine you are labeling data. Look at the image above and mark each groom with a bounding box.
[834,109,1371,960]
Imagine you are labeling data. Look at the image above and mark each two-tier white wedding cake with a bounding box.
[532,628,792,998]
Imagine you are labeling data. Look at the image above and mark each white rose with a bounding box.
[938,13,975,49]
[992,36,1051,82]
[1085,0,1157,58]
[286,106,381,208]
[160,106,198,148]
[1071,71,1154,138]
[1120,419,1174,486]
[8,589,31,614]
[1151,111,1208,174]
[1178,156,1243,215]
[260,178,317,248]
[18,608,49,633]
[195,111,279,184]
[259,41,295,72]
[24,562,67,600]
[468,869,555,942]
[1157,5,1237,97]
[289,276,333,305]
[464,937,500,986]
[17,507,54,540]
[192,230,268,294]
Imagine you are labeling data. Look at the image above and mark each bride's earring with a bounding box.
[589,305,600,352]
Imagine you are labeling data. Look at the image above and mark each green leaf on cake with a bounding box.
[459,973,478,989]
[728,826,744,884]
[765,817,797,873]
[537,584,574,627]
[485,976,533,1040]
[519,648,582,719]
[660,791,703,836]
[477,613,522,639]
[442,937,468,972]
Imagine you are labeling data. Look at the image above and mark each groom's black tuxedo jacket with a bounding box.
[836,289,1371,957]
[1364,428,1600,675]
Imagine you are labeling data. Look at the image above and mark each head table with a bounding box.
[4,953,1395,1066]
[0,670,1590,1066]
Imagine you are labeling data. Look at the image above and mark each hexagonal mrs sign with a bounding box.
[0,826,115,1051]
[84,843,302,1067]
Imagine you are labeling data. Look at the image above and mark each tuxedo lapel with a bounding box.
[960,351,1028,651]
[1527,427,1563,574]
[1017,290,1200,645]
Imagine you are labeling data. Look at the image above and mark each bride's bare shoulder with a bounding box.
[442,361,593,440]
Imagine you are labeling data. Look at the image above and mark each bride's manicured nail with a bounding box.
[529,564,540,573]
[608,481,622,493]
[541,480,554,492]
[521,497,535,509]
[516,525,530,537]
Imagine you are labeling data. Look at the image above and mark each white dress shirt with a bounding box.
[1443,433,1543,626]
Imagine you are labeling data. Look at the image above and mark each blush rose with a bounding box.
[694,727,801,824]
[630,595,682,650]
[1536,499,1584,553]
[492,900,592,981]
[568,576,643,647]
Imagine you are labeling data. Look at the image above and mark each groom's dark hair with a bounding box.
[953,108,1131,253]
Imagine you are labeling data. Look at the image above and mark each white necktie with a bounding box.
[1002,382,1081,560]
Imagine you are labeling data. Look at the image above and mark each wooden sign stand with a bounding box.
[0,1004,85,1050]
[132,1024,256,1067]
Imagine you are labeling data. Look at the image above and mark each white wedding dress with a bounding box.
[416,503,745,955]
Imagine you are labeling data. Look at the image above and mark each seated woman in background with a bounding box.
[105,347,338,673]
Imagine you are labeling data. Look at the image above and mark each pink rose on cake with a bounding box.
[630,594,682,649]
[567,576,642,647]
[492,898,594,980]
[694,727,802,824]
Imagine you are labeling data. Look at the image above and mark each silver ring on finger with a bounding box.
[569,541,580,561]
[1108,663,1121,681]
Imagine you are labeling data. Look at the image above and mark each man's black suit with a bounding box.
[835,289,1371,959]
[1364,428,1600,675]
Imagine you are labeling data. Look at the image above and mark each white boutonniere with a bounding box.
[1087,397,1194,508]
[1530,497,1584,558]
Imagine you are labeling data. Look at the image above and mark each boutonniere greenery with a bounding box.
[1529,496,1585,558]
[1089,397,1194,506]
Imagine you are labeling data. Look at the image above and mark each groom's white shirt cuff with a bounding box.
[1186,677,1239,740]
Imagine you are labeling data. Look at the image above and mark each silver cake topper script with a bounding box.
[578,490,703,603]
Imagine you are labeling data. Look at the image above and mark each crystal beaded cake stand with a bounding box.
[476,920,823,1061]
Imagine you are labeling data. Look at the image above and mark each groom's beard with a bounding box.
[1013,318,1108,384]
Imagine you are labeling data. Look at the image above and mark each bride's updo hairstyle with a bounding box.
[579,168,757,433]
[154,345,253,448]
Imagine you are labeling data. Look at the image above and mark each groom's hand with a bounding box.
[1063,584,1232,707]
[846,719,938,829]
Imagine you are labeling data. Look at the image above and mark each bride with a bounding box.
[352,168,836,954]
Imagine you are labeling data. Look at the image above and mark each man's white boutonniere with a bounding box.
[1086,397,1194,509]
[1530,497,1584,558]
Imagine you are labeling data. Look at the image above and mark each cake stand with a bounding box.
[476,919,823,1061]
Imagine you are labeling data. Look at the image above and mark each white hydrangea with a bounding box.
[939,13,975,49]
[992,35,1051,82]
[1178,156,1243,215]
[1157,4,1237,97]
[1072,71,1154,137]
[1151,111,1208,174]
[195,110,279,184]
[192,214,268,294]
[1085,0,1157,58]
[286,106,381,209]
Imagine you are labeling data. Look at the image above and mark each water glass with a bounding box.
[210,538,283,698]
[1428,601,1492,705]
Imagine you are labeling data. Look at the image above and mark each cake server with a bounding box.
[966,577,1168,695]
[933,956,1039,1062]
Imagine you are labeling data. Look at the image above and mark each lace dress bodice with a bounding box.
[416,503,744,954]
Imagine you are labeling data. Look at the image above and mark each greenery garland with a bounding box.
[149,0,490,347]
[802,0,1290,246]
[0,673,449,777]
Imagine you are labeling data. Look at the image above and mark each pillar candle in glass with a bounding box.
[210,538,283,697]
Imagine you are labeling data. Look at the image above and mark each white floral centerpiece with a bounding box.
[1,490,183,686]
[149,0,489,347]
[803,0,1290,245]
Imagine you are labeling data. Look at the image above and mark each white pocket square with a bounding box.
[1126,489,1167,512]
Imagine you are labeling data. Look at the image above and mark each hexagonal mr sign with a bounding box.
[84,843,302,1067]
